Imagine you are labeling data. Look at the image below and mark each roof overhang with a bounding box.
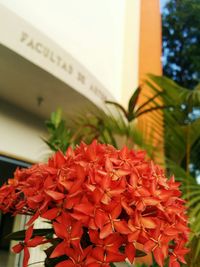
[0,4,114,119]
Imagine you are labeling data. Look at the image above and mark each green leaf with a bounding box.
[44,253,68,267]
[188,195,200,208]
[4,228,54,241]
[136,91,163,114]
[128,87,141,114]
[135,249,147,257]
[105,100,128,119]
[51,108,62,127]
[135,105,173,118]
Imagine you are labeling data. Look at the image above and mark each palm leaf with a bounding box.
[128,86,141,114]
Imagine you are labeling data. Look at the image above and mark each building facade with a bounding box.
[0,1,162,266]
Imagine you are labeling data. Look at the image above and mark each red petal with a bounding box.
[69,166,85,194]
[137,201,145,211]
[25,212,40,226]
[121,200,134,215]
[169,256,180,267]
[65,195,80,209]
[12,243,23,253]
[28,194,44,203]
[105,233,124,248]
[53,151,66,168]
[45,190,65,200]
[55,260,75,267]
[66,146,74,157]
[114,221,131,235]
[101,175,111,190]
[53,222,67,239]
[91,247,104,261]
[28,236,44,247]
[113,169,130,180]
[110,204,122,219]
[106,251,126,262]
[74,203,93,215]
[128,231,140,242]
[172,262,180,267]
[105,158,113,172]
[109,188,125,196]
[119,146,128,160]
[101,193,111,205]
[89,230,100,244]
[86,140,97,161]
[129,172,138,188]
[100,223,113,239]
[25,225,34,242]
[50,241,67,258]
[143,197,160,206]
[91,188,102,203]
[144,240,155,252]
[88,218,98,229]
[95,209,108,229]
[165,227,179,236]
[41,208,59,220]
[23,247,30,267]
[140,217,157,229]
[71,221,83,239]
[125,243,135,263]
[71,212,89,224]
[154,247,164,267]
[87,264,101,267]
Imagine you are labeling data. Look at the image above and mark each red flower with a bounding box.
[0,140,190,267]
[12,225,45,267]
[86,247,125,266]
[51,213,83,258]
[89,230,124,253]
[99,204,131,239]
[55,246,92,267]
[169,240,190,267]
[128,211,157,243]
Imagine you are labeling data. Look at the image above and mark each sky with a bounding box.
[160,0,169,11]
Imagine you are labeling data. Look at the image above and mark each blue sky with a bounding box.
[160,0,169,11]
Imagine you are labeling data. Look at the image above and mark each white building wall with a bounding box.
[120,0,141,105]
[0,0,140,102]
[0,102,48,162]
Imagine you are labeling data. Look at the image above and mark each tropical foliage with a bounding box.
[146,75,200,267]
[45,85,165,159]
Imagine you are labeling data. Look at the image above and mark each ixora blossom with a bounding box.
[0,140,189,267]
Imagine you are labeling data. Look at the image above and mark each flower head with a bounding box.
[0,140,190,266]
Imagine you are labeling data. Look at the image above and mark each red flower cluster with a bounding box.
[0,141,189,267]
